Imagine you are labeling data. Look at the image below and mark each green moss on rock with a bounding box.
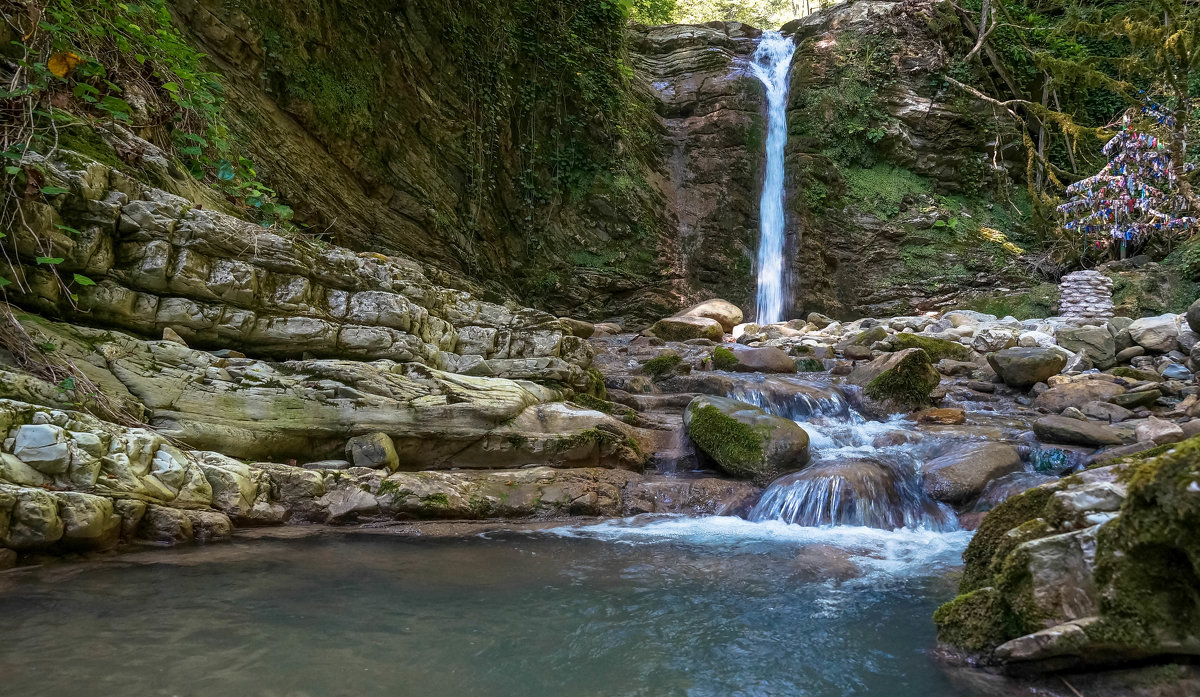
[711,346,739,371]
[685,404,764,479]
[863,349,940,411]
[890,332,972,362]
[640,353,686,380]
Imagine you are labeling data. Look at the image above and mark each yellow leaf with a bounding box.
[47,51,83,78]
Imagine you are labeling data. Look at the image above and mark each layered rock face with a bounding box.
[629,22,765,308]
[0,141,775,559]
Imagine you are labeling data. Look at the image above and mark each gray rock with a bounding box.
[1033,415,1123,447]
[1081,400,1134,423]
[729,346,796,373]
[137,505,194,544]
[1033,380,1126,413]
[1114,345,1145,363]
[1128,314,1181,353]
[1134,417,1185,445]
[56,492,120,550]
[922,443,1023,505]
[183,510,233,542]
[987,347,1067,389]
[345,433,399,471]
[1187,298,1200,333]
[1057,325,1116,368]
[12,424,70,474]
[650,316,724,342]
[675,299,742,333]
[971,327,1019,353]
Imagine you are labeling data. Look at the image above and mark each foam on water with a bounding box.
[542,515,971,576]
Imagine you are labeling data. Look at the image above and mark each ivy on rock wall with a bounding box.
[201,0,672,320]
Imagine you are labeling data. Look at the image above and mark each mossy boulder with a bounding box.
[847,348,940,416]
[987,347,1067,389]
[683,395,809,485]
[649,316,724,342]
[890,332,972,362]
[675,299,743,333]
[640,352,688,380]
[934,434,1200,669]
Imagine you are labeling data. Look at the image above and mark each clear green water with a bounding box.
[0,517,999,697]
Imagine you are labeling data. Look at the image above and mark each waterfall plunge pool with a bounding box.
[0,519,1051,697]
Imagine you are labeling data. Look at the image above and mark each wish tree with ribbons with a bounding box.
[1057,103,1197,259]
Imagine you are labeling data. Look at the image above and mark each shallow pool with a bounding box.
[0,517,1000,697]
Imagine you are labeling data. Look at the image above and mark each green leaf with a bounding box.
[0,277,11,287]
[36,257,65,265]
[5,166,19,175]
[180,145,202,156]
[217,159,235,181]
[40,186,69,195]
[55,224,81,235]
[161,81,179,93]
[72,273,96,286]
[934,219,947,227]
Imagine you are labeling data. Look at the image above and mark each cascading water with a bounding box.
[750,31,796,325]
[727,376,959,531]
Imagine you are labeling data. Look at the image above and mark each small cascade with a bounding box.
[750,31,796,324]
[727,376,959,532]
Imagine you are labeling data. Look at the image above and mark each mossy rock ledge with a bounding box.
[933,434,1200,673]
[682,396,810,486]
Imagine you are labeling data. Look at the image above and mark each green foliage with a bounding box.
[2,0,291,226]
[630,0,677,24]
[959,284,1061,320]
[840,165,933,219]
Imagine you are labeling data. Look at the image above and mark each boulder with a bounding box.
[728,346,796,373]
[971,328,1019,353]
[1128,314,1180,352]
[1033,415,1123,447]
[683,395,809,485]
[1188,298,1200,333]
[1080,401,1134,423]
[1033,380,1125,413]
[1135,417,1185,445]
[137,504,194,544]
[183,510,233,542]
[1056,325,1116,368]
[345,433,399,471]
[0,484,64,550]
[650,316,724,342]
[807,312,834,328]
[922,443,1023,505]
[987,347,1067,389]
[676,299,742,333]
[559,317,595,339]
[1111,389,1161,409]
[847,348,941,414]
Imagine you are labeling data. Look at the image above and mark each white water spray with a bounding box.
[750,31,796,325]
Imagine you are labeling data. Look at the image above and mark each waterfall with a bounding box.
[750,31,796,325]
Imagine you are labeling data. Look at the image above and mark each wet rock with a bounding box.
[872,430,922,448]
[1134,417,1185,445]
[728,346,795,373]
[764,459,946,529]
[683,395,809,485]
[1160,363,1192,380]
[1033,380,1126,413]
[1128,314,1180,352]
[137,505,194,544]
[345,433,399,471]
[675,299,742,333]
[183,510,233,542]
[916,408,966,425]
[967,380,996,393]
[974,472,1058,511]
[987,347,1067,389]
[649,316,724,342]
[922,442,1023,505]
[1033,415,1123,447]
[0,547,14,569]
